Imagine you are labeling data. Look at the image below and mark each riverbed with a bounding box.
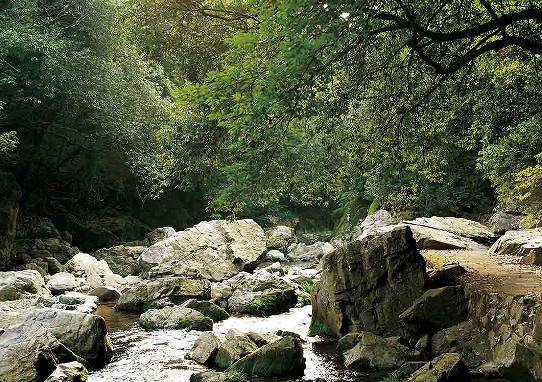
[89,304,386,382]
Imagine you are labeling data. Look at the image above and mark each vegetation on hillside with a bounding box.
[1,0,541,228]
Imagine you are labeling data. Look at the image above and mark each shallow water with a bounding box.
[90,305,385,382]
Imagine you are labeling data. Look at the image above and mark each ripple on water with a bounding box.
[90,305,383,382]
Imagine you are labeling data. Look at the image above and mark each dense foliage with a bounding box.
[1,0,541,229]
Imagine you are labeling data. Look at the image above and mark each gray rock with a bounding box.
[44,361,88,382]
[353,210,397,240]
[186,332,224,365]
[181,299,229,321]
[26,308,112,368]
[139,219,266,281]
[287,242,334,262]
[265,249,287,262]
[189,371,226,382]
[311,225,426,337]
[115,276,210,312]
[47,272,80,295]
[139,305,213,331]
[489,210,525,235]
[405,353,471,382]
[92,245,146,277]
[0,320,78,382]
[400,286,468,336]
[488,338,538,380]
[214,329,258,369]
[64,253,125,291]
[340,331,417,370]
[0,270,51,301]
[225,271,298,316]
[231,335,305,377]
[489,228,542,265]
[266,225,296,252]
[404,216,498,246]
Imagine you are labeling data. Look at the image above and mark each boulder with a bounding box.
[0,298,38,330]
[265,249,287,262]
[92,245,146,277]
[404,217,498,246]
[47,272,80,295]
[399,286,468,336]
[247,332,282,347]
[189,371,226,382]
[487,338,538,380]
[44,361,88,382]
[182,299,229,321]
[139,305,213,331]
[56,292,99,313]
[352,210,397,240]
[381,362,427,382]
[405,225,480,250]
[489,210,526,235]
[339,331,417,370]
[405,353,471,382]
[0,320,78,382]
[139,219,266,281]
[428,264,466,288]
[115,276,210,312]
[26,308,112,368]
[225,272,298,316]
[186,332,224,365]
[215,330,259,369]
[489,228,542,265]
[287,242,334,262]
[0,270,51,301]
[266,225,296,252]
[311,225,426,337]
[64,253,124,291]
[0,171,21,270]
[231,336,305,377]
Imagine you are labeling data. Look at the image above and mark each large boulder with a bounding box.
[64,253,124,291]
[0,270,51,301]
[266,225,295,252]
[489,228,542,265]
[339,331,417,370]
[44,361,88,382]
[186,332,224,365]
[92,245,146,277]
[47,272,80,295]
[182,299,229,321]
[0,171,21,270]
[139,305,213,331]
[489,210,526,235]
[428,264,466,288]
[404,217,498,246]
[139,219,266,281]
[214,330,259,369]
[115,276,210,312]
[399,286,468,337]
[231,336,305,377]
[405,353,471,382]
[311,225,426,337]
[0,320,78,382]
[26,308,112,368]
[145,227,175,245]
[224,271,298,316]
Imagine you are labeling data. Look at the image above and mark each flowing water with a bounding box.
[89,304,386,382]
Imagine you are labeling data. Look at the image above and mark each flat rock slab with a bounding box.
[405,217,498,246]
[490,228,542,265]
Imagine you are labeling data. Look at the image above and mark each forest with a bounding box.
[2,0,542,236]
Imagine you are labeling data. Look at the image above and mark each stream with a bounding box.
[89,304,386,382]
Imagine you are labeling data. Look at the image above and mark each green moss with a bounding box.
[196,304,229,322]
[297,291,311,306]
[245,296,276,316]
[224,369,247,382]
[308,318,334,337]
